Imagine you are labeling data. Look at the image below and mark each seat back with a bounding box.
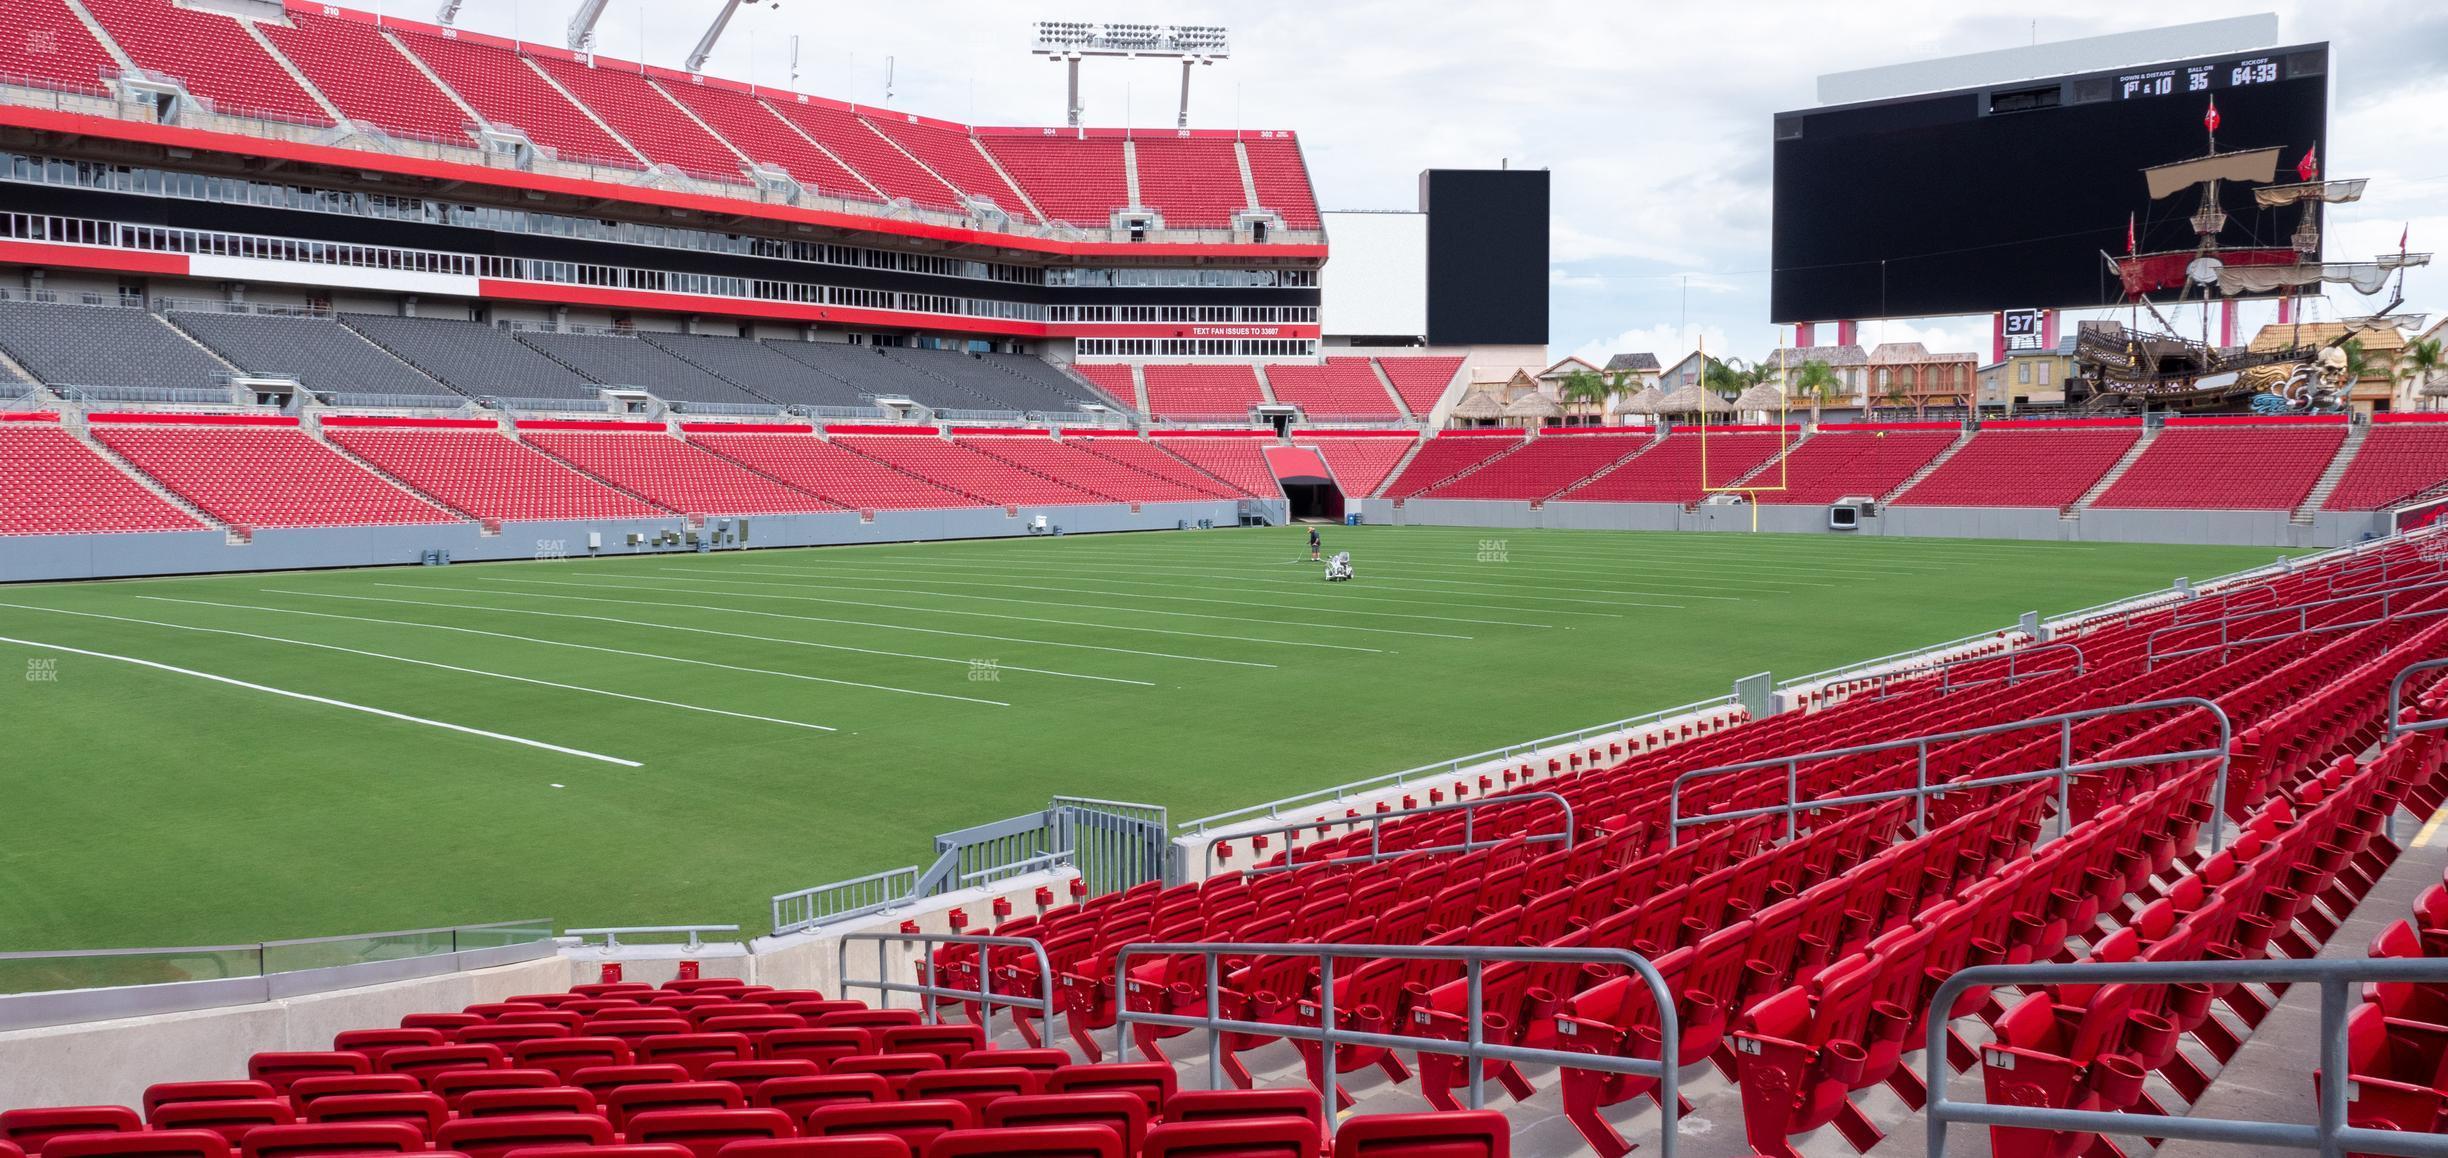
[454,1087,597,1118]
[141,1083,278,1122]
[1142,1116,1321,1158]
[980,1094,1147,1154]
[1044,1064,1174,1118]
[246,1053,371,1094]
[802,1101,973,1151]
[759,1029,872,1067]
[751,1075,893,1121]
[638,1033,755,1077]
[283,1075,422,1109]
[511,1036,634,1078]
[710,1141,907,1158]
[702,1059,824,1095]
[903,1068,1041,1114]
[920,1125,1120,1158]
[625,1108,798,1158]
[1162,1088,1323,1128]
[296,1092,447,1135]
[606,1081,748,1129]
[1331,1110,1509,1157]
[237,1122,426,1158]
[569,1063,692,1107]
[431,1113,615,1158]
[0,1108,145,1155]
[41,1133,231,1158]
[376,1044,505,1085]
[875,1025,983,1065]
[429,1068,560,1107]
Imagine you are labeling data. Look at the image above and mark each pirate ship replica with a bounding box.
[2078,97,2428,411]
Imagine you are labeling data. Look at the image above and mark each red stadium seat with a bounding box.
[1043,1064,1175,1118]
[701,1059,824,1095]
[511,1036,635,1078]
[1,1107,144,1154]
[41,1133,228,1158]
[434,1116,617,1158]
[638,1033,756,1077]
[460,1023,575,1047]
[980,1094,1147,1155]
[500,1147,691,1158]
[1331,1112,1509,1157]
[237,1122,426,1158]
[296,1092,447,1135]
[606,1081,748,1130]
[712,1142,909,1158]
[429,1069,560,1107]
[148,1100,294,1143]
[402,1013,484,1037]
[1142,1117,1321,1158]
[921,1126,1118,1158]
[801,1102,973,1152]
[1162,1088,1324,1128]
[624,1109,799,1158]
[332,1029,448,1062]
[377,1044,505,1085]
[284,1075,423,1109]
[759,1029,873,1067]
[902,1067,1041,1114]
[751,1076,894,1123]
[875,1025,984,1066]
[569,1063,694,1107]
[246,1053,370,1094]
[824,1054,941,1096]
[951,1049,1068,1076]
[454,1088,599,1119]
[141,1083,278,1123]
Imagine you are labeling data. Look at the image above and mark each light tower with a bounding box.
[1031,21,1229,129]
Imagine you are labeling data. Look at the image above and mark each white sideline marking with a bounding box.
[866,557,1701,607]
[261,589,1151,687]
[483,575,1390,654]
[142,596,1014,706]
[0,631,642,767]
[372,582,1280,669]
[642,569,1487,639]
[0,602,839,732]
[700,563,1569,628]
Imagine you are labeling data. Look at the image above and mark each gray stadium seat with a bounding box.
[515,332,776,409]
[168,312,459,404]
[339,314,598,402]
[0,299,231,398]
[638,333,874,410]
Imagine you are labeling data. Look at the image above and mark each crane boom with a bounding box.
[686,0,748,72]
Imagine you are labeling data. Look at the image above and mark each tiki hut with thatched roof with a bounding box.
[1734,382,1787,420]
[1613,384,1668,424]
[1503,391,1562,426]
[1447,389,1507,427]
[1657,382,1735,416]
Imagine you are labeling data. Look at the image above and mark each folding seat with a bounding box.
[1040,1062,1176,1117]
[566,999,648,1016]
[751,1075,893,1123]
[41,1134,228,1158]
[143,1083,280,1123]
[950,1049,1068,1076]
[1977,987,2156,1158]
[503,1148,690,1158]
[573,982,657,998]
[1163,1087,1324,1128]
[1331,1111,1509,1157]
[903,1067,1042,1114]
[800,1102,973,1152]
[497,1010,589,1030]
[507,993,588,1008]
[332,1029,448,1062]
[606,1081,749,1129]
[701,1015,805,1038]
[664,978,751,993]
[454,1087,597,1118]
[297,1092,446,1137]
[594,1018,700,1046]
[920,1125,1118,1158]
[570,1063,694,1104]
[237,1122,426,1158]
[431,1069,563,1108]
[150,1100,302,1146]
[759,1028,874,1067]
[778,1002,865,1022]
[1141,1116,1320,1158]
[512,1035,635,1078]
[825,1054,941,1096]
[625,1109,799,1158]
[638,1033,756,1077]
[462,1023,575,1047]
[812,1010,922,1037]
[712,1141,906,1158]
[284,1075,422,1108]
[379,1043,507,1085]
[980,1094,1147,1155]
[876,1025,984,1065]
[466,1002,550,1020]
[756,991,829,1005]
[1,1109,145,1156]
[596,1007,694,1024]
[248,1052,372,1093]
[433,1115,616,1158]
[702,1060,824,1095]
[402,1013,484,1037]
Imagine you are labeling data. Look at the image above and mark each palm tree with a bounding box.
[1881,378,1912,419]
[1702,356,1751,401]
[2402,337,2443,410]
[1791,359,1842,423]
[1558,369,1610,426]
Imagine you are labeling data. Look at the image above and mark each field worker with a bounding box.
[1309,526,1323,561]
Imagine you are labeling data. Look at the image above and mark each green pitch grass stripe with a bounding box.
[880,557,1714,605]
[484,575,1394,653]
[139,596,1014,706]
[0,602,842,731]
[261,589,1155,687]
[0,633,642,767]
[380,582,1281,669]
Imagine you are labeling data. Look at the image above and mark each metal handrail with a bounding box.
[1203,792,1574,878]
[2144,580,2448,665]
[2169,582,2283,623]
[1867,641,2087,699]
[837,931,1054,1042]
[0,919,553,968]
[2388,657,2448,741]
[772,866,923,937]
[1778,630,2024,693]
[1180,695,1736,833]
[1925,957,2448,1158]
[1114,941,1678,1157]
[1667,697,2231,849]
[564,924,739,951]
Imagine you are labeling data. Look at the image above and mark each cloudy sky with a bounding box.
[434,0,2445,365]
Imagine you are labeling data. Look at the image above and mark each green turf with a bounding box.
[0,526,2306,951]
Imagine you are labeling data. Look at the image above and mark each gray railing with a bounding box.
[1777,627,2026,693]
[2169,581,2284,623]
[1113,942,1678,1156]
[563,924,738,951]
[1180,694,1737,834]
[1866,641,2087,699]
[1667,697,2231,848]
[838,931,1053,1040]
[1925,957,2448,1158]
[1202,792,1573,878]
[2144,580,2448,666]
[771,797,1166,936]
[771,866,922,936]
[0,919,554,998]
[2389,657,2448,740]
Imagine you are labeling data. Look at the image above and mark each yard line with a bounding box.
[639,569,1491,639]
[480,576,1392,654]
[718,558,1630,618]
[0,632,641,767]
[258,589,1153,687]
[374,582,1281,669]
[0,602,841,731]
[143,595,1016,705]
[695,563,1568,628]
[1052,545,1880,583]
[864,557,1707,606]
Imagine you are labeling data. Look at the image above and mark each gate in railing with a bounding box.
[771,796,1168,935]
[1051,797,1171,896]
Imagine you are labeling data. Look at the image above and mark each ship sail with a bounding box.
[2253,178,2367,207]
[2216,252,2431,295]
[2142,147,2282,199]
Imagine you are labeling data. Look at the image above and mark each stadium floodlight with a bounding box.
[565,0,611,50]
[1031,20,1230,128]
[434,0,464,24]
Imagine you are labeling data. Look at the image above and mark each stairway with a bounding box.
[1360,359,1415,422]
[1880,428,1975,504]
[1370,436,1429,500]
[1720,428,1810,491]
[301,415,480,527]
[2293,421,2369,524]
[1547,427,1666,502]
[2066,425,2159,517]
[67,414,227,537]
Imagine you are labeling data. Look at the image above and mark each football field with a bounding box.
[0,526,2303,952]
